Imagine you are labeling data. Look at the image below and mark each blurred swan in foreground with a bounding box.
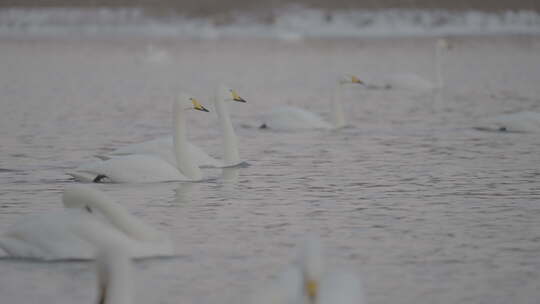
[0,185,172,260]
[248,235,365,304]
[260,75,364,131]
[70,217,134,304]
[94,237,133,304]
[103,85,248,168]
[67,93,210,183]
[474,111,540,133]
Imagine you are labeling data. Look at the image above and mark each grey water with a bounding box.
[0,35,540,304]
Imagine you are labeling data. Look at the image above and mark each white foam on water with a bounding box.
[0,7,539,38]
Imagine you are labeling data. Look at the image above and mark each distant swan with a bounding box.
[260,76,364,131]
[474,111,540,133]
[104,85,247,168]
[67,93,210,183]
[248,235,365,304]
[0,185,173,260]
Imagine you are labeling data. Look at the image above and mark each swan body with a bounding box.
[104,137,223,169]
[104,85,247,168]
[248,235,365,304]
[0,185,173,260]
[68,93,209,183]
[69,154,190,183]
[474,111,540,133]
[262,106,334,131]
[382,73,437,91]
[260,75,363,131]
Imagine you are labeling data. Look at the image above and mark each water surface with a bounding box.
[0,35,539,304]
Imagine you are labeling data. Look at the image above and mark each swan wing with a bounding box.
[0,211,97,259]
[67,154,188,183]
[106,137,223,168]
[109,137,171,156]
[262,106,333,131]
[187,142,223,168]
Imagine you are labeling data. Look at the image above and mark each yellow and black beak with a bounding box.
[231,90,247,103]
[191,98,210,112]
[351,75,364,85]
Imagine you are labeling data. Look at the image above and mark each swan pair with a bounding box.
[68,85,247,183]
[0,185,172,260]
[250,235,364,304]
[260,75,364,131]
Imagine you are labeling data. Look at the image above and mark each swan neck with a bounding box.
[214,92,239,166]
[90,195,162,241]
[435,45,444,89]
[97,248,133,304]
[332,85,346,128]
[173,102,203,180]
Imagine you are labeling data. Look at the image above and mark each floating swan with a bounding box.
[0,185,173,260]
[260,76,364,131]
[474,111,540,133]
[248,235,365,304]
[103,85,247,168]
[67,93,210,183]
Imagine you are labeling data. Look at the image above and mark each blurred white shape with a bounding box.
[247,234,365,304]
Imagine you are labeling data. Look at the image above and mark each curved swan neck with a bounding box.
[332,85,346,128]
[173,101,203,180]
[215,88,240,166]
[90,194,162,241]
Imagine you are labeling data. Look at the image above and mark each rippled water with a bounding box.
[0,35,540,304]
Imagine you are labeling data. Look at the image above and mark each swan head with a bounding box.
[295,235,325,303]
[177,93,209,112]
[339,75,364,86]
[63,185,111,213]
[217,84,247,103]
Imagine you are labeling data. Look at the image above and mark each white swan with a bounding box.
[0,185,173,260]
[104,85,247,168]
[474,111,540,133]
[67,93,210,183]
[260,75,364,131]
[248,235,365,304]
